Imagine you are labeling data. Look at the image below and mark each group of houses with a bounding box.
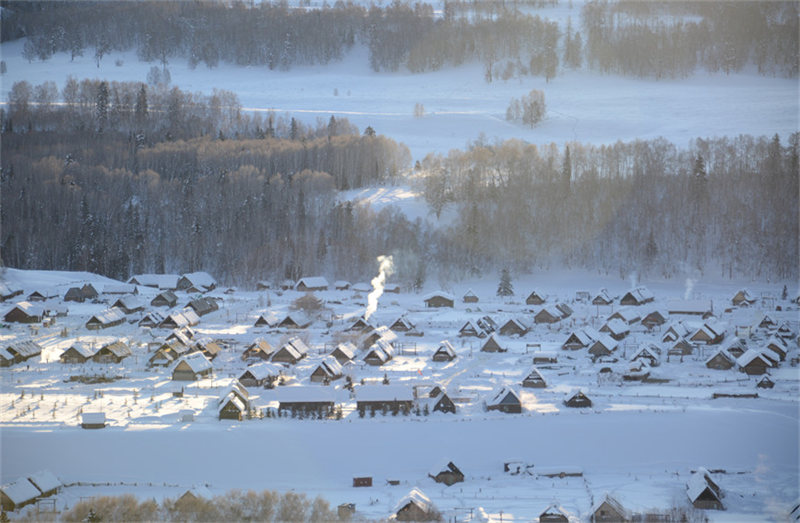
[0,470,62,512]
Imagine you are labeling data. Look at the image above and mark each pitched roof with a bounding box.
[179,272,217,290]
[486,386,520,407]
[393,488,433,515]
[313,356,343,378]
[737,349,771,368]
[240,362,283,381]
[295,276,329,289]
[275,386,336,403]
[128,273,180,289]
[27,470,61,494]
[6,340,42,358]
[103,283,137,294]
[331,342,356,360]
[433,340,456,358]
[0,477,41,505]
[174,352,213,374]
[687,470,722,504]
[7,301,45,317]
[88,307,126,325]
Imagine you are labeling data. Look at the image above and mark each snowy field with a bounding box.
[1,268,798,520]
[2,40,798,161]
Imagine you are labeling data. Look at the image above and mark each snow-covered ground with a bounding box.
[2,40,797,161]
[1,268,798,520]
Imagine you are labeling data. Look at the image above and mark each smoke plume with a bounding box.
[684,278,695,300]
[365,255,394,321]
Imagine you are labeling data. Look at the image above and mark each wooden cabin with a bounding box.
[564,390,592,408]
[424,292,454,308]
[432,340,457,362]
[486,386,522,414]
[429,461,464,486]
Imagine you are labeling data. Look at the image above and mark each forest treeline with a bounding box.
[418,134,798,281]
[2,78,797,286]
[2,0,796,80]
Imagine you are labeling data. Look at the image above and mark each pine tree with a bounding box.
[134,84,148,126]
[497,268,514,296]
[95,81,109,132]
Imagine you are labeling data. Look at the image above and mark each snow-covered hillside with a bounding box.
[1,268,797,520]
[2,41,797,161]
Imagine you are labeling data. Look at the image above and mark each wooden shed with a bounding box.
[525,290,546,305]
[432,340,457,362]
[486,386,522,414]
[151,290,178,308]
[0,478,41,511]
[85,308,126,330]
[60,342,96,364]
[591,494,630,522]
[394,488,436,522]
[242,339,274,362]
[705,349,735,370]
[92,341,131,363]
[330,342,357,365]
[81,412,106,429]
[620,286,655,306]
[294,276,329,292]
[463,289,479,303]
[423,292,454,308]
[4,301,44,324]
[429,461,464,486]
[172,352,213,381]
[521,366,547,388]
[564,390,592,408]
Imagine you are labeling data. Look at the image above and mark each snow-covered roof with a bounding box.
[88,307,126,325]
[331,342,356,360]
[281,311,312,328]
[393,488,433,515]
[704,348,735,366]
[7,340,42,358]
[352,282,372,293]
[314,356,343,377]
[275,386,336,403]
[254,311,280,327]
[424,291,454,301]
[334,280,351,289]
[357,385,413,402]
[174,352,213,374]
[0,477,40,505]
[180,271,217,289]
[486,386,520,407]
[667,299,712,315]
[63,342,96,359]
[82,412,106,424]
[602,318,630,336]
[687,470,720,503]
[0,282,22,297]
[591,494,629,519]
[7,301,44,317]
[295,276,329,289]
[623,286,655,303]
[113,295,144,311]
[219,393,246,414]
[103,283,137,294]
[241,362,283,381]
[27,470,61,494]
[128,273,180,289]
[737,349,770,368]
[608,307,641,323]
[434,340,456,357]
[99,341,131,359]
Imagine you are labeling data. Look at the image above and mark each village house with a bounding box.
[737,349,771,375]
[363,339,394,366]
[138,311,166,328]
[59,342,97,364]
[538,503,571,522]
[389,315,415,333]
[0,478,42,511]
[600,318,630,340]
[393,488,437,521]
[662,321,693,343]
[429,461,464,486]
[177,272,217,293]
[620,286,655,306]
[564,390,593,408]
[1,340,43,367]
[423,291,454,308]
[591,494,630,522]
[757,375,775,389]
[26,470,61,499]
[242,339,274,362]
[310,356,343,383]
[462,289,479,303]
[731,289,756,307]
[705,349,736,370]
[276,386,336,417]
[186,297,219,317]
[561,327,600,351]
[521,366,547,388]
[128,274,180,290]
[294,276,329,292]
[499,317,530,337]
[669,338,694,357]
[764,336,788,361]
[64,287,86,303]
[356,385,414,416]
[631,344,661,367]
[172,352,213,381]
[432,340,457,362]
[85,308,126,330]
[4,301,45,323]
[277,311,312,329]
[271,337,309,364]
[92,341,131,363]
[608,308,641,326]
[81,412,106,429]
[151,290,178,308]
[194,337,222,360]
[329,342,357,365]
[360,325,397,350]
[428,389,457,414]
[345,316,372,332]
[27,289,57,302]
[334,280,351,290]
[690,320,726,345]
[687,468,724,510]
[588,333,618,357]
[719,337,747,359]
[480,333,506,353]
[641,309,668,329]
[112,295,145,314]
[459,319,485,338]
[534,306,563,324]
[103,283,138,295]
[239,362,283,388]
[148,340,192,367]
[525,290,546,305]
[667,299,713,318]
[218,383,250,421]
[0,282,24,302]
[254,311,279,328]
[592,288,614,306]
[486,386,522,414]
[158,310,200,330]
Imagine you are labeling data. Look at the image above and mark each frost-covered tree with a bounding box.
[497,268,514,296]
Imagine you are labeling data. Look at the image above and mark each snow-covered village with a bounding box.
[0,0,798,521]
